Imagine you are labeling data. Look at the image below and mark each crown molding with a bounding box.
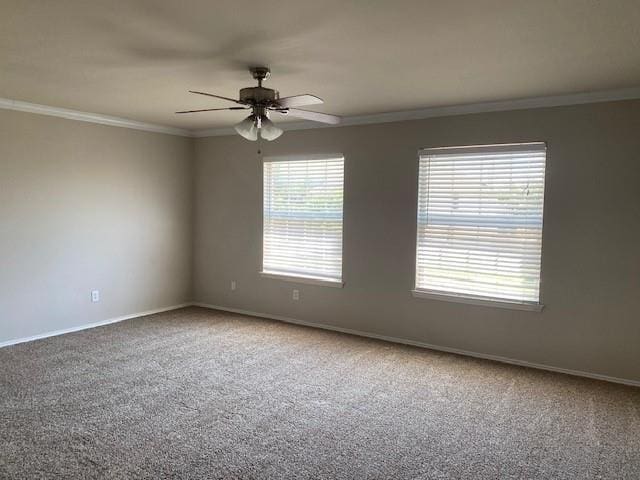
[0,98,193,137]
[192,86,640,138]
[3,86,640,139]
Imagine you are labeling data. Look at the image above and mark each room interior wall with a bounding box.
[193,99,640,383]
[2,99,638,383]
[0,109,193,344]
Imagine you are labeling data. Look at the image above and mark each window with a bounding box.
[414,143,546,310]
[262,154,344,286]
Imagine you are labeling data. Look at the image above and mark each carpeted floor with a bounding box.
[1,307,638,479]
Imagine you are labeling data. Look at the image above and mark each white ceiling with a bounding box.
[2,0,640,130]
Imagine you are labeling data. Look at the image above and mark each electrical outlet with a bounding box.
[292,289,299,301]
[91,290,100,303]
[231,280,236,291]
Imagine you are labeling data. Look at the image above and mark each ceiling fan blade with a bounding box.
[283,108,341,124]
[188,90,247,105]
[274,94,323,108]
[176,107,248,114]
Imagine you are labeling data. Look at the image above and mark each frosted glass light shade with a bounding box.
[259,116,283,141]
[234,115,258,141]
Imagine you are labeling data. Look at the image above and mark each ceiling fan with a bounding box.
[177,67,341,141]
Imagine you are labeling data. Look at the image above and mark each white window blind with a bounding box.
[263,154,344,283]
[415,143,546,306]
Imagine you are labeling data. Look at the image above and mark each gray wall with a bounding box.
[2,100,638,382]
[193,100,640,382]
[0,110,193,344]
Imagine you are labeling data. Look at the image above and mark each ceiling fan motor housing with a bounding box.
[239,87,279,106]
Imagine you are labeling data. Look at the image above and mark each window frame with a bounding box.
[260,153,346,288]
[412,142,547,312]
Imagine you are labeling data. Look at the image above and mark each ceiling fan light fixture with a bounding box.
[234,114,258,141]
[259,115,283,141]
[179,67,341,142]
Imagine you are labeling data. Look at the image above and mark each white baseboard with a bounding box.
[3,300,637,388]
[193,302,640,388]
[0,303,191,349]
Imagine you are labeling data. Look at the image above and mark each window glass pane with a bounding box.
[416,144,546,304]
[263,155,344,281]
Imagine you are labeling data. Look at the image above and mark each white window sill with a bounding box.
[260,271,344,288]
[411,289,544,312]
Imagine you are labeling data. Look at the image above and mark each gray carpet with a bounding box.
[1,307,638,479]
